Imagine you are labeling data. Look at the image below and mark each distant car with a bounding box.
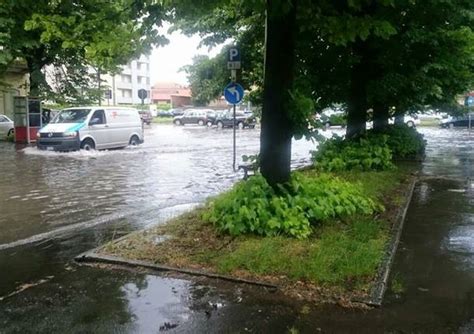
[205,109,226,127]
[317,109,346,128]
[157,109,173,117]
[173,109,208,126]
[440,113,474,128]
[0,114,14,139]
[138,110,153,125]
[415,110,447,121]
[170,108,184,116]
[388,115,420,127]
[214,111,257,129]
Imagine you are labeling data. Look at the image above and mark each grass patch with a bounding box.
[418,119,440,127]
[152,117,173,124]
[99,167,414,301]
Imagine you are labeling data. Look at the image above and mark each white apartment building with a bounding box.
[102,55,151,105]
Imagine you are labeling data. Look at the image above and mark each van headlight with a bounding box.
[63,131,78,138]
[36,132,41,138]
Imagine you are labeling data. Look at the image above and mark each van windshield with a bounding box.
[52,109,91,123]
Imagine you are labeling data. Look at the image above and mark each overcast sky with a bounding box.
[149,26,224,86]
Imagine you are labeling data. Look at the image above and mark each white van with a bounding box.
[37,107,144,151]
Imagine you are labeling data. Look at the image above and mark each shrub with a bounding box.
[369,125,426,159]
[312,135,394,172]
[203,173,381,239]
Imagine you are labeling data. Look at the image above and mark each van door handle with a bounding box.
[104,125,109,127]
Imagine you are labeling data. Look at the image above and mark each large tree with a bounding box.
[171,0,474,183]
[0,0,167,102]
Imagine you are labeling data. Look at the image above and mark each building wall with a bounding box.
[0,65,29,118]
[102,55,151,105]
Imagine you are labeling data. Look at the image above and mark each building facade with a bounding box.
[151,82,192,107]
[0,60,29,119]
[102,55,151,105]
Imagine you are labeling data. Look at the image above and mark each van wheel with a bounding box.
[237,122,244,130]
[406,121,415,127]
[129,135,140,146]
[174,119,182,126]
[216,121,224,129]
[81,139,95,151]
[206,121,213,127]
[198,119,205,126]
[7,129,14,137]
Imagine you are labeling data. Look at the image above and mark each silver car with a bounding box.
[0,114,14,139]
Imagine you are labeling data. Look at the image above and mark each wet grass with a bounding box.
[152,117,173,124]
[100,167,414,300]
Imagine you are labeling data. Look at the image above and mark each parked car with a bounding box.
[205,109,226,126]
[138,110,153,125]
[388,115,420,127]
[157,109,173,117]
[37,107,144,151]
[317,109,346,128]
[214,111,257,129]
[170,108,185,116]
[440,113,474,128]
[415,110,448,121]
[0,114,14,139]
[173,109,209,126]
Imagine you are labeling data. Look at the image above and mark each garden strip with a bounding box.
[75,167,417,306]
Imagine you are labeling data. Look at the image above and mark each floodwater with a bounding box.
[0,125,473,333]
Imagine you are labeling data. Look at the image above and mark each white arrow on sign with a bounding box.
[228,86,240,101]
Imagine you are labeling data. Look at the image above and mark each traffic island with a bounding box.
[76,167,417,307]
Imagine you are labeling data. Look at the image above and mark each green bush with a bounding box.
[203,173,380,239]
[312,135,394,172]
[369,125,426,159]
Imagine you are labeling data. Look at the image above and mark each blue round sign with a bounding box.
[224,83,244,104]
[466,96,474,107]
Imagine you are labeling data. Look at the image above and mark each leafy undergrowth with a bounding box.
[204,173,380,239]
[100,168,412,301]
[312,125,426,172]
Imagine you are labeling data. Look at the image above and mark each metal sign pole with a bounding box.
[233,103,236,171]
[226,46,242,172]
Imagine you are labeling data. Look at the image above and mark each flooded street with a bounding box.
[0,125,473,333]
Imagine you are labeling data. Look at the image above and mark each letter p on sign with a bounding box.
[228,48,240,62]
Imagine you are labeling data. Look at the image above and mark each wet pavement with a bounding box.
[0,126,473,333]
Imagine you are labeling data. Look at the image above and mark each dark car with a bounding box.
[205,109,225,126]
[214,111,256,129]
[138,110,153,125]
[170,108,185,116]
[318,110,346,128]
[173,109,208,126]
[440,113,474,128]
[157,109,173,117]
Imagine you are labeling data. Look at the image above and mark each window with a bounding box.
[146,63,150,71]
[146,77,150,85]
[137,62,142,71]
[0,116,7,122]
[121,74,131,83]
[121,89,132,98]
[90,110,106,125]
[137,76,144,84]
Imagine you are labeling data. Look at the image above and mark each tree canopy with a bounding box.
[0,0,167,102]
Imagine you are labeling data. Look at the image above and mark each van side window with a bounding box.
[91,110,106,124]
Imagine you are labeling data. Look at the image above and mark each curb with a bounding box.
[74,178,418,306]
[360,177,417,306]
[75,251,278,290]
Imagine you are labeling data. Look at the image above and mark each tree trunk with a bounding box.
[373,102,389,131]
[346,42,368,138]
[260,0,297,186]
[26,57,43,98]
